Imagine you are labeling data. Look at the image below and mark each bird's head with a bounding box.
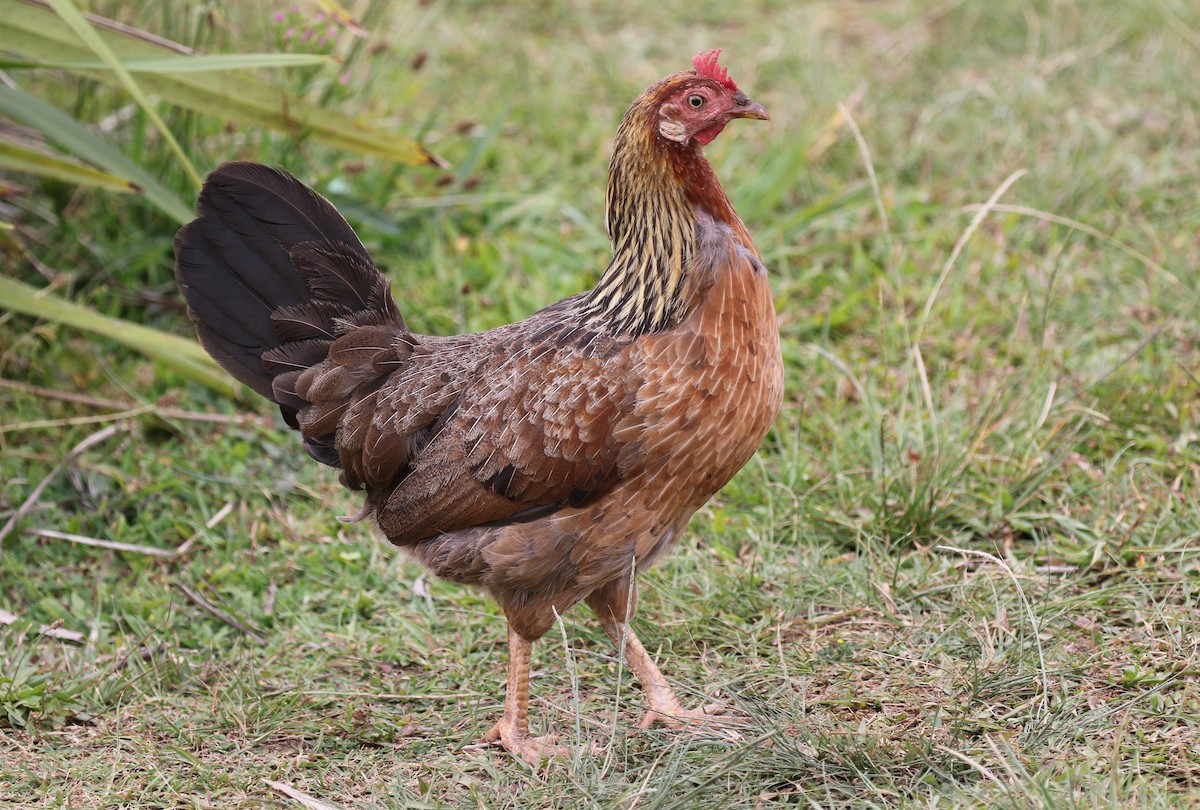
[651,50,769,147]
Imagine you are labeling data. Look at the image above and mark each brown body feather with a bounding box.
[175,54,782,761]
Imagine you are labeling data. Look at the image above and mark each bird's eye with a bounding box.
[687,94,705,108]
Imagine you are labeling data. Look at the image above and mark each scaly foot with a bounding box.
[593,617,742,740]
[481,627,578,764]
[639,697,742,740]
[640,699,724,730]
[483,717,569,764]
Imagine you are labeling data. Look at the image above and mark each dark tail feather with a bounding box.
[174,161,401,431]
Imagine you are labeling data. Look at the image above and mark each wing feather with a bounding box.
[371,321,639,545]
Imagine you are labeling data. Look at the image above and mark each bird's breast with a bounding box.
[619,230,783,516]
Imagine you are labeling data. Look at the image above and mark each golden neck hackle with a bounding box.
[584,86,744,336]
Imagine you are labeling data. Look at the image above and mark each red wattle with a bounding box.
[692,122,727,146]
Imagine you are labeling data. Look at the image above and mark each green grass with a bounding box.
[3,0,1200,806]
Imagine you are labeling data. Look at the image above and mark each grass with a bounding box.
[2,0,1200,806]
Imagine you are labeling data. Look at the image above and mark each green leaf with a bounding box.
[45,0,202,187]
[0,139,140,193]
[0,84,194,224]
[0,52,336,73]
[0,277,240,399]
[0,0,439,166]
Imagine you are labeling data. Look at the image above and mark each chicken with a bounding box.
[173,50,782,763]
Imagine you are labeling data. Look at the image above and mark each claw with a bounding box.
[483,718,569,764]
[640,700,721,729]
[593,615,743,741]
[480,624,603,764]
[638,700,742,741]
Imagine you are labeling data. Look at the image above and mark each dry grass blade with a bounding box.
[263,780,344,810]
[919,169,1027,336]
[838,101,888,234]
[269,689,481,700]
[23,527,180,558]
[0,610,84,642]
[1,405,156,434]
[959,202,1176,285]
[173,582,268,645]
[937,544,1050,719]
[934,744,1008,791]
[0,423,124,546]
[0,377,261,425]
[805,84,865,162]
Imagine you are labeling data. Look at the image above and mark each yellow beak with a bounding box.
[730,98,769,121]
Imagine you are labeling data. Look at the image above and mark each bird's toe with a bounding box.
[639,702,743,740]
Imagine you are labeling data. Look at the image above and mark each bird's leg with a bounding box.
[587,580,732,734]
[598,617,730,731]
[482,623,566,763]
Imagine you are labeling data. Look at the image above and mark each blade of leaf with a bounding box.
[0,84,193,223]
[0,139,140,192]
[145,71,442,165]
[1,0,439,166]
[45,0,202,188]
[0,52,336,73]
[0,277,239,399]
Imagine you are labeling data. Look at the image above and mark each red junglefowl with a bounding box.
[174,50,782,763]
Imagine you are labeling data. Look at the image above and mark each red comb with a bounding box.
[691,49,739,92]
